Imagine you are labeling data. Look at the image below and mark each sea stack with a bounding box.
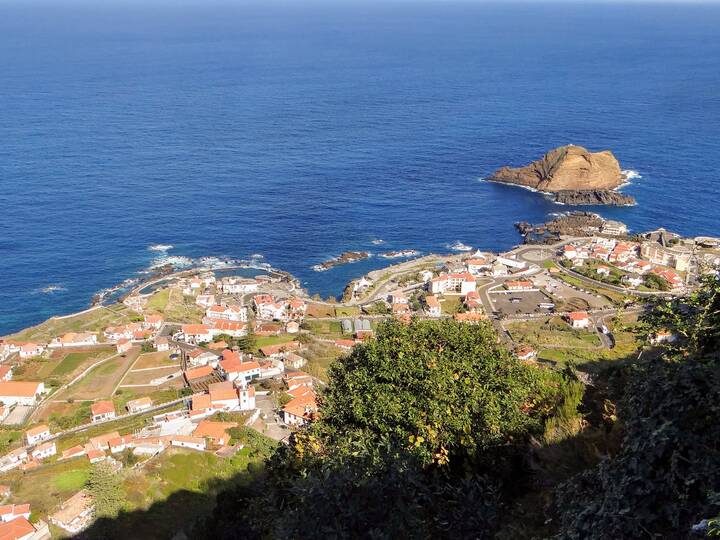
[489,145,635,206]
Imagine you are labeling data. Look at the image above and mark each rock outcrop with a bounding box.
[489,145,634,205]
[554,190,635,206]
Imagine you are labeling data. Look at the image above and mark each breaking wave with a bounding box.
[34,285,67,294]
[149,255,193,269]
[621,169,642,181]
[148,244,174,252]
[446,241,473,252]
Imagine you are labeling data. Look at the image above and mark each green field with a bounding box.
[146,288,170,311]
[51,352,99,376]
[555,271,630,306]
[440,296,462,315]
[4,304,139,343]
[334,306,360,317]
[52,468,91,491]
[1,458,93,518]
[303,320,344,337]
[254,334,297,352]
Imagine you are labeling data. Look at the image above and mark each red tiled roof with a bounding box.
[91,401,115,416]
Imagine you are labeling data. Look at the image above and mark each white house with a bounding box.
[218,354,261,385]
[25,425,51,446]
[19,343,44,359]
[622,274,643,288]
[254,297,288,321]
[496,257,526,270]
[49,332,98,348]
[465,258,491,275]
[566,311,590,329]
[187,349,220,367]
[282,393,317,427]
[31,441,57,460]
[154,337,169,352]
[428,273,476,295]
[181,325,215,344]
[596,267,611,277]
[209,320,247,338]
[516,346,537,362]
[170,435,206,452]
[50,490,95,534]
[424,295,441,317]
[116,339,133,354]
[283,352,307,369]
[0,381,44,407]
[195,294,216,308]
[206,305,248,322]
[505,280,533,291]
[90,401,116,423]
[222,277,259,294]
[125,397,152,414]
[0,504,31,523]
[0,366,13,382]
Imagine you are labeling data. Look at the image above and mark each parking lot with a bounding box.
[533,273,611,310]
[3,405,33,426]
[489,289,555,317]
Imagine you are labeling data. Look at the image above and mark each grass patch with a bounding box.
[334,306,360,317]
[440,296,462,315]
[0,430,22,455]
[146,288,170,311]
[4,304,139,343]
[51,351,101,377]
[52,468,91,491]
[2,458,92,518]
[253,334,297,352]
[303,320,344,338]
[306,303,335,318]
[302,341,344,382]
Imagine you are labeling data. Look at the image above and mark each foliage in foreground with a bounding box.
[552,276,720,538]
[206,319,569,539]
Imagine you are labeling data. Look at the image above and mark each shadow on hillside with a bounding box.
[73,351,650,540]
[72,468,257,540]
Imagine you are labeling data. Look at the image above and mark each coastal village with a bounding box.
[0,215,719,538]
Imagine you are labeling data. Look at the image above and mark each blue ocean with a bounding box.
[1,1,719,335]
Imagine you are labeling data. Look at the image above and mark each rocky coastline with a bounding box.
[313,251,370,271]
[515,211,607,244]
[554,189,635,206]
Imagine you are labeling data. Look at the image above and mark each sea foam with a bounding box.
[148,244,174,252]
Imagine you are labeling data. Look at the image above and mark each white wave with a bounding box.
[380,250,420,259]
[621,169,642,181]
[446,241,473,252]
[371,239,385,245]
[482,177,542,193]
[35,285,67,294]
[249,253,265,259]
[149,255,193,269]
[148,244,173,252]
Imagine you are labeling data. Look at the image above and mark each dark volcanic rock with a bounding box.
[515,212,607,244]
[554,190,636,206]
[316,251,370,271]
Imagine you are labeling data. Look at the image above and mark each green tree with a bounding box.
[207,319,565,539]
[86,462,125,518]
[237,326,257,353]
[643,272,670,291]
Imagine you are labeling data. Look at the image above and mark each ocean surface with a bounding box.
[1,1,719,335]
